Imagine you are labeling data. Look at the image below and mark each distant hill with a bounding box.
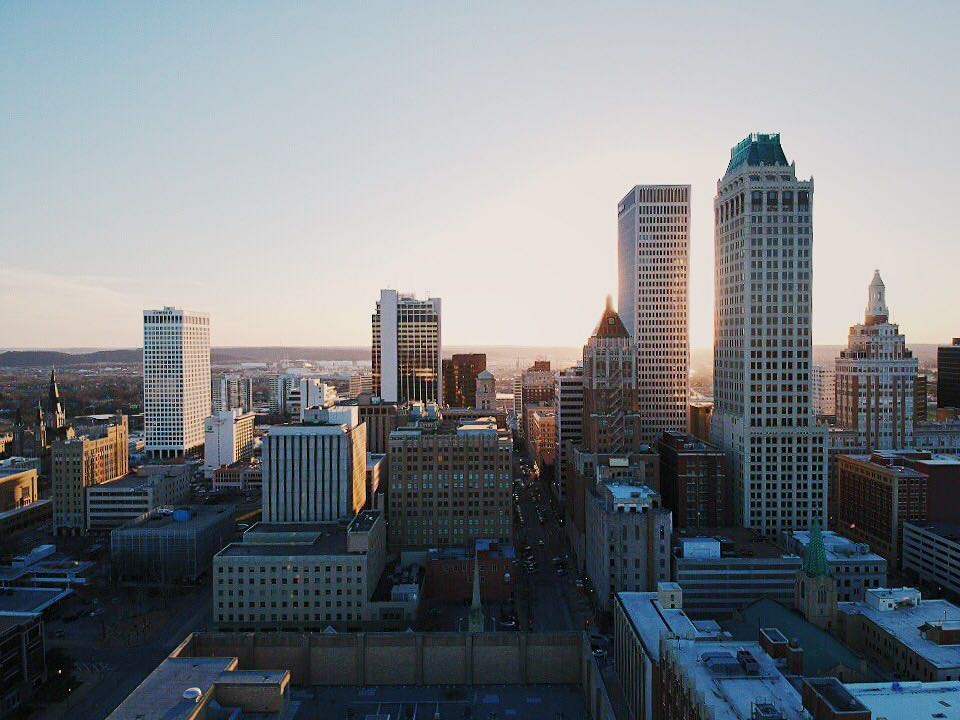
[0,349,142,368]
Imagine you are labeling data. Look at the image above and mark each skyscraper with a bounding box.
[835,271,918,450]
[711,133,826,535]
[372,290,442,404]
[811,364,836,417]
[442,353,486,407]
[554,365,583,504]
[617,184,689,444]
[143,307,212,459]
[582,297,640,454]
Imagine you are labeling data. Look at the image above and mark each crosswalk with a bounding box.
[74,661,113,675]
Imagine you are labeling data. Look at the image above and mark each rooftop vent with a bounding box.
[182,687,202,703]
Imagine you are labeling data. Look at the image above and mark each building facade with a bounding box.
[86,464,191,531]
[658,431,730,529]
[617,185,689,444]
[554,365,583,505]
[475,370,497,411]
[710,133,827,535]
[203,409,255,476]
[262,408,367,524]
[211,373,253,414]
[939,338,960,410]
[835,271,918,450]
[442,353,486,408]
[372,290,442,404]
[812,364,836,417]
[585,483,672,613]
[143,307,211,459]
[51,417,129,535]
[387,409,512,550]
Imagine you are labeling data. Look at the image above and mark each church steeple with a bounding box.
[45,367,66,433]
[865,270,889,325]
[468,553,485,633]
[802,523,831,578]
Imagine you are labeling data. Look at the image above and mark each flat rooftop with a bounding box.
[115,505,235,533]
[107,656,237,720]
[847,680,960,719]
[674,527,801,562]
[789,530,886,563]
[315,684,586,720]
[616,592,724,663]
[0,587,73,616]
[838,597,960,669]
[666,640,804,720]
[906,521,960,544]
[220,523,353,558]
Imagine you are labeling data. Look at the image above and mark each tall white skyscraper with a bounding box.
[372,290,442,404]
[143,307,211,459]
[835,271,918,450]
[710,133,827,535]
[617,185,690,444]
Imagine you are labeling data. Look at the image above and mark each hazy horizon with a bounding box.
[3,4,958,348]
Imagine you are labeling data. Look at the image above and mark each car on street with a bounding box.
[537,539,545,547]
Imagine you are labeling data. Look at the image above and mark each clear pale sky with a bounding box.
[2,3,958,350]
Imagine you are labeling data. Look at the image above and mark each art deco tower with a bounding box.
[835,271,918,450]
[710,133,827,535]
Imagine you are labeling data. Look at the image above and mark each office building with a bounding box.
[554,365,583,504]
[475,370,496,411]
[710,133,827,535]
[213,510,420,631]
[688,401,713,442]
[916,372,929,422]
[781,529,887,602]
[372,289,441,404]
[902,521,960,600]
[212,459,262,492]
[521,360,555,406]
[0,467,38,514]
[443,353,486,407]
[660,638,805,720]
[837,587,960,682]
[582,297,640,455]
[812,364,836,417]
[366,453,385,508]
[939,338,960,410]
[348,372,373,399]
[658,431,730,529]
[0,465,48,541]
[345,394,404,455]
[804,678,960,720]
[617,185,689,444]
[286,378,337,420]
[585,483,672,613]
[51,416,129,535]
[0,614,45,716]
[388,406,512,550]
[529,408,557,470]
[262,407,366,524]
[671,529,803,617]
[512,377,523,435]
[203,409,255,476]
[835,271,918,450]
[111,505,235,585]
[210,373,253,414]
[143,307,211,459]
[835,450,960,568]
[269,372,300,416]
[86,464,191,532]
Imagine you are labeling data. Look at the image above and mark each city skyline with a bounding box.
[3,4,959,349]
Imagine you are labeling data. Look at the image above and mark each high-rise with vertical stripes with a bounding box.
[710,133,827,535]
[617,185,690,444]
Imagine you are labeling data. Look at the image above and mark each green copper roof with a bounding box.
[725,133,789,175]
[802,523,831,578]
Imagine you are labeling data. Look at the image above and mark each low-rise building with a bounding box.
[424,539,516,605]
[781,529,887,602]
[585,482,671,613]
[659,637,805,720]
[111,505,235,586]
[213,510,419,631]
[671,528,803,617]
[212,459,262,492]
[837,587,960,681]
[530,408,557,470]
[86,464,191,531]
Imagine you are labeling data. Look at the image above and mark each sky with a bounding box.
[2,2,958,350]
